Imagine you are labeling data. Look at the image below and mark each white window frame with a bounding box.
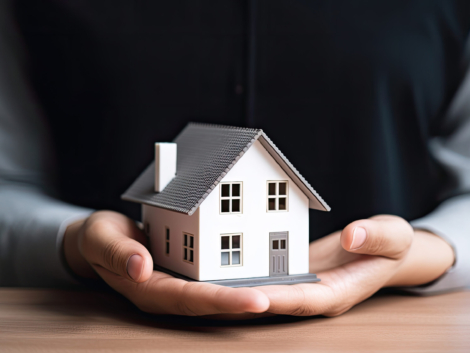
[220,233,243,267]
[164,227,170,256]
[182,232,194,264]
[219,182,243,214]
[266,180,289,212]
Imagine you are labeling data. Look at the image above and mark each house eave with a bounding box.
[121,123,330,214]
[121,194,192,215]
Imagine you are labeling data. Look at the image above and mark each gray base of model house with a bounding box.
[154,265,320,288]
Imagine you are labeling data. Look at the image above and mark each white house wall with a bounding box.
[142,205,200,280]
[199,140,309,281]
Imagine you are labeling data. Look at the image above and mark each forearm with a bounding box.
[385,229,454,287]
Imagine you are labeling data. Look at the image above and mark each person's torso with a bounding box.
[14,0,470,239]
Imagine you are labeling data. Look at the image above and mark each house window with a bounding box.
[220,182,242,214]
[267,181,289,212]
[272,239,287,250]
[221,234,242,266]
[183,233,194,264]
[165,227,170,256]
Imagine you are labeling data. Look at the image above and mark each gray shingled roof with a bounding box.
[121,123,330,215]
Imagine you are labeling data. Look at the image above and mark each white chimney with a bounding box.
[154,143,177,192]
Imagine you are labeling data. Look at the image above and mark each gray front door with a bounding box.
[269,232,288,276]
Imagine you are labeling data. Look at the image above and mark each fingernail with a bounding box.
[127,254,143,281]
[350,227,367,250]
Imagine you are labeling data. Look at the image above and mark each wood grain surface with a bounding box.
[0,288,469,352]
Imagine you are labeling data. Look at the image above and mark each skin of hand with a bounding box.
[63,211,270,316]
[63,212,454,317]
[254,215,455,317]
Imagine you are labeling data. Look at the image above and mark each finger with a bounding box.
[111,214,149,247]
[258,255,397,317]
[340,215,413,259]
[309,231,361,273]
[95,267,270,316]
[80,217,153,283]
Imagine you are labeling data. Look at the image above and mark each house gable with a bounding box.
[198,140,310,281]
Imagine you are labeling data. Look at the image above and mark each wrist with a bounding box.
[386,229,455,287]
[63,218,97,279]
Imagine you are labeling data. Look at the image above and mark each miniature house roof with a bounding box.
[121,123,330,215]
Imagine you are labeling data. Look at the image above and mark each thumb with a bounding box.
[340,215,413,259]
[80,221,154,283]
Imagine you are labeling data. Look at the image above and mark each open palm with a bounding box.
[65,212,452,317]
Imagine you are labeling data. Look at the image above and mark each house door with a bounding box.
[269,232,288,276]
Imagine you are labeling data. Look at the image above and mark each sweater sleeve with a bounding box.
[404,36,470,294]
[0,1,93,287]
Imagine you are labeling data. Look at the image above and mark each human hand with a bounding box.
[255,215,455,316]
[63,211,269,316]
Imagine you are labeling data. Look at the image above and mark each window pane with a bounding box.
[232,183,240,197]
[221,184,230,197]
[232,199,240,212]
[268,183,276,195]
[189,236,194,249]
[273,240,279,250]
[232,251,240,265]
[189,250,194,262]
[268,198,276,210]
[184,248,187,260]
[232,235,240,249]
[166,242,170,254]
[184,234,187,246]
[279,182,287,195]
[221,252,230,266]
[221,199,230,212]
[280,239,286,249]
[279,197,287,210]
[166,228,169,240]
[221,236,230,249]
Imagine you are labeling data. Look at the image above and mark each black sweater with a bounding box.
[13,0,470,240]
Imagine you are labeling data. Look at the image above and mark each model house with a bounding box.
[122,123,330,287]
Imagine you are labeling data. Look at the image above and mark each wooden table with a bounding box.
[1,288,469,352]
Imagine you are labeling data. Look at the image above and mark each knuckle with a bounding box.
[390,217,414,256]
[289,306,311,316]
[323,305,352,317]
[285,286,316,316]
[367,234,385,255]
[323,293,354,317]
[176,283,199,316]
[177,300,197,316]
[366,215,414,257]
[130,280,166,315]
[80,222,102,253]
[321,273,356,317]
[101,239,125,272]
[403,223,414,247]
[87,218,111,235]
